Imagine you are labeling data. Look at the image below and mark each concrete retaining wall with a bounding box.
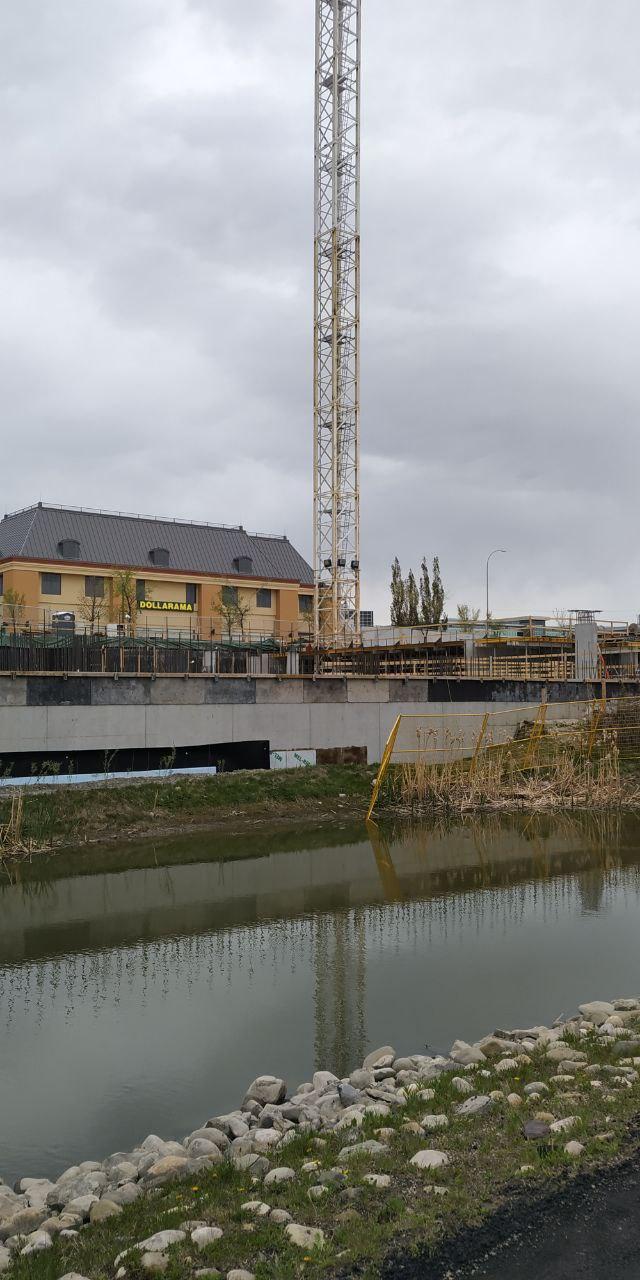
[0,675,630,764]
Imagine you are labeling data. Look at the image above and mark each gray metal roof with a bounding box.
[0,504,313,584]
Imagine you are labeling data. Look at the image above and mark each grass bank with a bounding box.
[5,1015,640,1280]
[0,764,375,860]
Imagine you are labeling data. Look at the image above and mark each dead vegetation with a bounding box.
[391,721,640,816]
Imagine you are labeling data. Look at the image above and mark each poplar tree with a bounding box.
[431,556,446,624]
[405,569,420,625]
[419,558,432,625]
[390,558,406,625]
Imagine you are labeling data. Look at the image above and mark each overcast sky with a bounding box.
[2,0,639,622]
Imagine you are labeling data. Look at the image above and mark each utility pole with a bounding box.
[313,0,361,640]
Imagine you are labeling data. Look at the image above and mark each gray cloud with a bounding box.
[1,0,639,621]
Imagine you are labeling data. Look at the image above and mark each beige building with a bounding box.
[0,503,314,640]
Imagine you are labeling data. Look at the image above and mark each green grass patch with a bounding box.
[5,1020,640,1279]
[0,764,375,859]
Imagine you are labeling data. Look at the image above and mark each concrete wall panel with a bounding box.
[232,704,310,749]
[347,679,389,703]
[303,679,347,704]
[0,679,27,707]
[255,680,304,705]
[389,680,431,703]
[203,680,256,705]
[27,677,92,706]
[92,679,150,706]
[44,706,144,751]
[145,705,234,749]
[149,678,205,705]
[0,708,48,753]
[308,703,380,761]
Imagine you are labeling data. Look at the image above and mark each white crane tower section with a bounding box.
[313,0,361,639]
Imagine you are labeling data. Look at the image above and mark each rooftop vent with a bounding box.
[57,539,80,560]
[233,556,253,575]
[149,547,170,567]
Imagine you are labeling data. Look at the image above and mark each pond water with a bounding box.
[1,812,640,1183]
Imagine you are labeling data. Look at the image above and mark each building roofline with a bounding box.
[0,553,313,588]
[1,501,290,544]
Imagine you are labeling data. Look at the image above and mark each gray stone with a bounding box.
[524,1082,549,1096]
[349,1069,375,1090]
[362,1046,396,1070]
[186,1140,224,1162]
[232,1155,270,1177]
[263,1167,296,1186]
[89,1200,122,1223]
[546,1045,587,1064]
[612,1040,640,1058]
[0,1207,46,1240]
[578,1001,615,1025]
[227,1272,256,1280]
[191,1226,223,1248]
[476,1036,520,1058]
[449,1040,486,1065]
[337,1139,388,1162]
[523,1119,551,1140]
[269,1208,293,1224]
[308,1185,328,1200]
[451,1076,474,1095]
[141,1252,169,1274]
[410,1149,450,1170]
[337,1082,361,1107]
[20,1230,53,1256]
[188,1127,229,1150]
[55,1274,93,1280]
[454,1095,493,1117]
[613,999,639,1011]
[565,1141,585,1157]
[421,1114,449,1130]
[138,1229,186,1252]
[550,1116,579,1134]
[207,1115,250,1140]
[108,1182,142,1206]
[363,1174,391,1188]
[243,1076,286,1106]
[145,1155,190,1181]
[285,1223,325,1249]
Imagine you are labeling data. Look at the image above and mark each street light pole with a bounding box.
[486,549,507,635]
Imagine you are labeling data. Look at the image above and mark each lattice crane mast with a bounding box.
[313,0,361,639]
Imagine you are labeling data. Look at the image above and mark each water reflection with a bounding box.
[1,811,640,1181]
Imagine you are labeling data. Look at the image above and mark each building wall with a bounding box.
[0,675,623,765]
[0,561,312,638]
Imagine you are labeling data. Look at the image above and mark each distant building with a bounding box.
[0,503,313,639]
[359,609,374,628]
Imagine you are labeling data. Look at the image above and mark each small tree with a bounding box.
[390,557,406,625]
[3,588,26,629]
[214,588,252,641]
[113,570,141,636]
[76,583,105,633]
[457,603,481,631]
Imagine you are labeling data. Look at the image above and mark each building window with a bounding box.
[57,539,80,559]
[136,579,146,603]
[85,575,104,598]
[298,593,313,615]
[360,610,374,628]
[41,572,61,595]
[186,583,197,606]
[149,547,170,567]
[221,585,238,606]
[233,556,253,574]
[256,588,272,608]
[0,573,3,597]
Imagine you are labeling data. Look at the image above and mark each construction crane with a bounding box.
[313,0,361,640]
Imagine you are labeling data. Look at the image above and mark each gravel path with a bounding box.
[380,1144,640,1279]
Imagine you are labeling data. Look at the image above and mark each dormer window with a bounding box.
[149,547,170,567]
[233,556,253,574]
[57,539,80,559]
